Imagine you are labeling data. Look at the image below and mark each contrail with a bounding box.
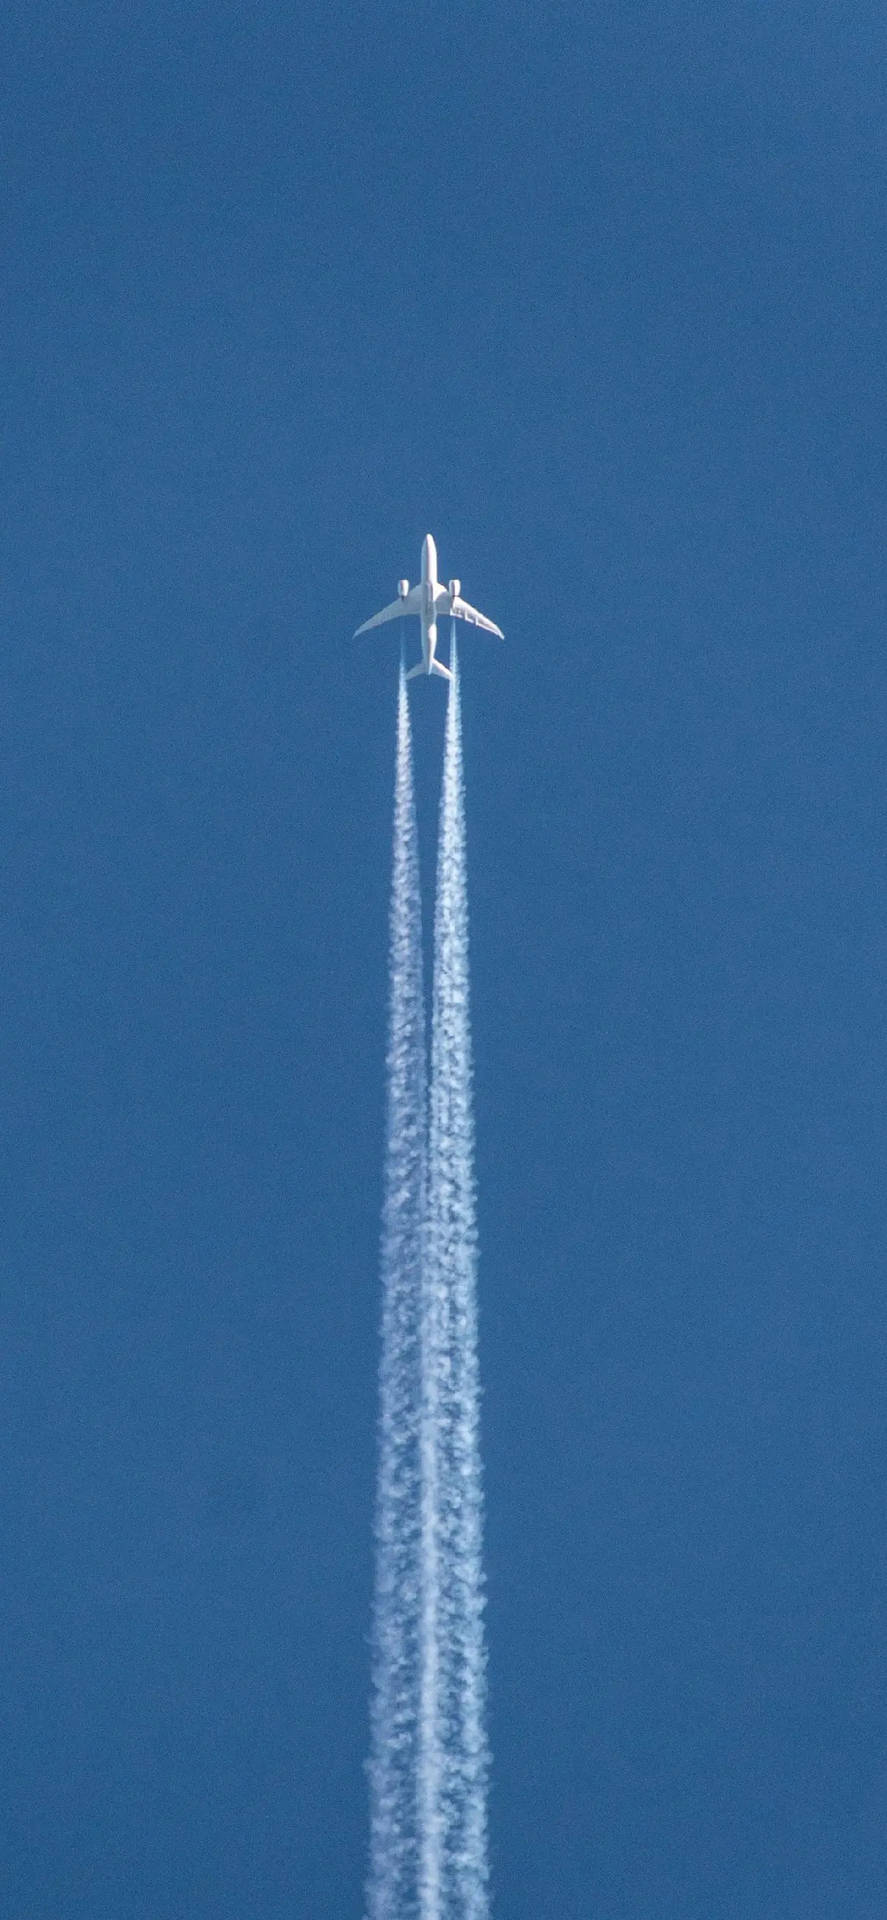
[423,632,490,1920]
[369,639,489,1920]
[367,659,426,1920]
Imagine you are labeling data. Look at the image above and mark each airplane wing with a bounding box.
[354,586,422,637]
[450,595,504,639]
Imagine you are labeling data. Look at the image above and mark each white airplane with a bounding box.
[354,534,503,680]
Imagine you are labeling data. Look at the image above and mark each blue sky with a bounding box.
[2,4,886,1915]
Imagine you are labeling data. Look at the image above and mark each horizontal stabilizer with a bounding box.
[404,658,453,682]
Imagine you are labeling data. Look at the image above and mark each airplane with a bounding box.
[353,534,503,680]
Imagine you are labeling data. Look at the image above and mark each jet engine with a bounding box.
[448,579,461,598]
[397,578,410,598]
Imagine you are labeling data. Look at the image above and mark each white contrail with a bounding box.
[369,641,489,1920]
[367,659,426,1920]
[423,631,490,1920]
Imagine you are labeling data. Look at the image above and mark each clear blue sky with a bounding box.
[3,4,885,1915]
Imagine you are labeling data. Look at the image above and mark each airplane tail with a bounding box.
[405,659,453,682]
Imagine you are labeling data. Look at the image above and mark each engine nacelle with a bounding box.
[448,579,461,599]
[397,578,410,599]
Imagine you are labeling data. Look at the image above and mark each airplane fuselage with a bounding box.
[420,533,441,675]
